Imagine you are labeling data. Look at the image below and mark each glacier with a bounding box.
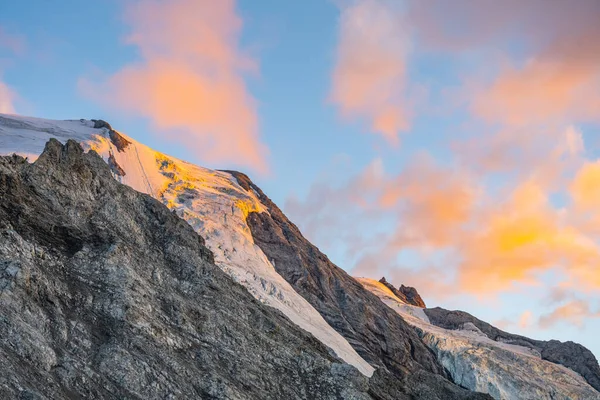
[357,277,600,400]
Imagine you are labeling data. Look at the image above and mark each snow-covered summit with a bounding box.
[0,113,374,376]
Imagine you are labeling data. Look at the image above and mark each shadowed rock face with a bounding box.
[379,277,426,308]
[225,171,491,400]
[91,119,131,152]
[0,140,376,400]
[424,307,600,392]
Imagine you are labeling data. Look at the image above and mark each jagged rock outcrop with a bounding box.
[379,277,426,308]
[424,307,600,393]
[91,119,131,151]
[226,171,491,400]
[0,140,376,399]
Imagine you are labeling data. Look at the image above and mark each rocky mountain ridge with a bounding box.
[378,277,426,308]
[0,139,373,399]
[1,113,598,399]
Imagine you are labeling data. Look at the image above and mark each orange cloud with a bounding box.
[464,2,600,127]
[381,155,477,248]
[539,300,600,329]
[405,1,600,127]
[519,310,533,329]
[289,134,600,299]
[570,161,600,211]
[330,0,411,144]
[457,180,600,293]
[81,0,268,173]
[471,58,600,127]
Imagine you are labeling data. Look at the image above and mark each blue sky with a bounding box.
[1,0,600,359]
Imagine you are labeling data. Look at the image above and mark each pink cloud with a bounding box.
[81,0,268,174]
[0,25,26,114]
[0,80,16,114]
[424,0,600,127]
[539,300,600,329]
[330,0,412,144]
[519,310,533,329]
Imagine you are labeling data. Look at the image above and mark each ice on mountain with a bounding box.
[0,113,375,377]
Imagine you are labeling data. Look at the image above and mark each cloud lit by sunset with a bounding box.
[80,0,268,174]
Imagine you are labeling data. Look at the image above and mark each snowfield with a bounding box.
[356,277,600,400]
[0,114,374,377]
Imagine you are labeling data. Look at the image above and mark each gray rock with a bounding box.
[0,140,375,399]
[379,277,426,308]
[91,119,131,151]
[107,153,126,177]
[224,170,491,400]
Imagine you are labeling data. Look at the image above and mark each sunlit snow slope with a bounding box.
[357,277,600,400]
[0,114,374,376]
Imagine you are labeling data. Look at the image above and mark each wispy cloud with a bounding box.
[330,0,413,145]
[0,26,26,114]
[539,300,600,329]
[0,81,16,114]
[80,0,268,173]
[287,126,600,299]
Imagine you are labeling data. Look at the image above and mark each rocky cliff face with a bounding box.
[379,277,426,308]
[0,140,373,399]
[227,171,490,400]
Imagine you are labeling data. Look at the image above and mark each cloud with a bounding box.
[80,0,268,173]
[0,26,26,114]
[0,81,16,114]
[380,154,477,248]
[329,0,600,145]
[470,56,600,127]
[288,124,600,299]
[330,0,412,144]
[455,180,600,294]
[434,0,600,127]
[519,310,533,329]
[570,161,600,211]
[539,300,600,329]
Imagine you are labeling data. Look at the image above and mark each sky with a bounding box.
[1,0,600,359]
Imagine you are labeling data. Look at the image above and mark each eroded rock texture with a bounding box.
[0,140,375,399]
[379,277,426,308]
[226,171,491,400]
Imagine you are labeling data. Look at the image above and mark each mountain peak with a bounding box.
[379,277,426,308]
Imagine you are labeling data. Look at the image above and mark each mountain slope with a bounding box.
[357,278,600,400]
[227,171,489,399]
[0,113,373,376]
[0,139,373,399]
[3,114,597,399]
